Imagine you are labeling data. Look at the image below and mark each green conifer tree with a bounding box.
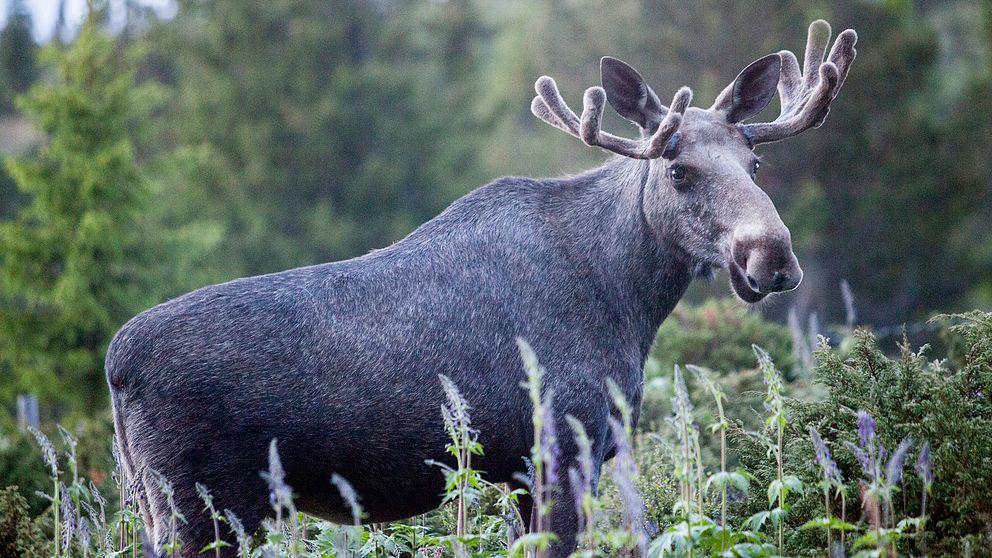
[0,17,183,415]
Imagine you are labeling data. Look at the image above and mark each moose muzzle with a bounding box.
[729,232,803,302]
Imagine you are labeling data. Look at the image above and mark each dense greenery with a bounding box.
[0,19,208,416]
[3,312,991,556]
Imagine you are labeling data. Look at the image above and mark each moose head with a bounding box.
[531,20,857,303]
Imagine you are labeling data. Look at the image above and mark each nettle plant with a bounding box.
[20,313,992,557]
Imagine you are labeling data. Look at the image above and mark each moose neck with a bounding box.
[543,156,694,356]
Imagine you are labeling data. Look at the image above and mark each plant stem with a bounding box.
[693,436,705,518]
[720,428,728,552]
[777,420,784,555]
[919,489,928,556]
[716,394,728,551]
[841,492,846,548]
[682,418,693,558]
[53,478,61,558]
[118,480,126,553]
[213,516,221,558]
[825,488,831,557]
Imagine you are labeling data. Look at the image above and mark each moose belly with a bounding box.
[252,368,533,524]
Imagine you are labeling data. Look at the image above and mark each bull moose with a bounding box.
[107,20,856,557]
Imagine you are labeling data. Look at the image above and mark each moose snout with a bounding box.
[749,269,801,292]
[733,235,803,294]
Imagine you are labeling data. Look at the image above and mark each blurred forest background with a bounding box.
[0,0,989,423]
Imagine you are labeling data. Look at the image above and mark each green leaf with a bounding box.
[199,540,232,552]
[746,510,770,532]
[768,506,789,526]
[508,532,558,557]
[783,474,804,495]
[800,517,858,531]
[766,479,782,505]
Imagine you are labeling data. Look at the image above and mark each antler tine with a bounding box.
[828,29,858,98]
[531,96,574,135]
[533,73,692,160]
[802,19,832,90]
[777,50,803,115]
[641,87,692,158]
[580,86,691,159]
[532,76,582,137]
[743,20,857,145]
[578,87,646,157]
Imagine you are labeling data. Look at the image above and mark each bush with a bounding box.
[8,305,992,557]
[0,485,47,558]
[650,299,794,379]
[641,300,798,463]
[733,312,992,556]
[0,432,49,516]
[0,415,115,519]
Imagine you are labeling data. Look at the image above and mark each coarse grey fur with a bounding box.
[106,20,856,558]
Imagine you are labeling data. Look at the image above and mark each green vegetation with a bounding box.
[0,17,210,415]
[1,312,989,556]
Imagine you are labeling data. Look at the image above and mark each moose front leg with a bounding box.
[543,455,603,558]
[533,401,609,558]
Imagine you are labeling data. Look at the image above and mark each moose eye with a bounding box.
[751,160,761,179]
[669,164,686,183]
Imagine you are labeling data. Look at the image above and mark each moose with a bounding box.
[107,20,856,557]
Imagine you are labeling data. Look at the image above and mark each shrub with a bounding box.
[0,431,50,516]
[734,312,992,556]
[650,299,794,379]
[641,300,799,467]
[0,485,47,558]
[10,306,992,558]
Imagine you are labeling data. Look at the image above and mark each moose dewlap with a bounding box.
[106,19,856,558]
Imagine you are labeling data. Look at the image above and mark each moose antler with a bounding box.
[742,20,857,145]
[531,76,692,160]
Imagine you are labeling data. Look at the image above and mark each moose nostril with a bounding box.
[746,274,760,292]
[772,271,787,290]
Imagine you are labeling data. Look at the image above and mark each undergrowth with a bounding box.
[2,311,990,557]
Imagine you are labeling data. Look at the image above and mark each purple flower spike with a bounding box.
[886,438,913,486]
[28,427,58,478]
[809,427,842,485]
[915,441,934,487]
[568,467,585,518]
[61,484,76,551]
[607,416,647,557]
[262,439,293,511]
[541,397,561,487]
[856,410,876,448]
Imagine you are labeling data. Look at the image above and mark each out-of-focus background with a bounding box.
[0,0,989,422]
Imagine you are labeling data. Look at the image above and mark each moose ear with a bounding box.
[600,56,666,130]
[711,53,782,123]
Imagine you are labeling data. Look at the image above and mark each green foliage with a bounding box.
[145,0,493,278]
[651,300,794,379]
[640,300,795,446]
[729,312,992,556]
[0,1,37,113]
[5,310,992,557]
[0,485,46,558]
[0,431,49,516]
[0,18,205,415]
